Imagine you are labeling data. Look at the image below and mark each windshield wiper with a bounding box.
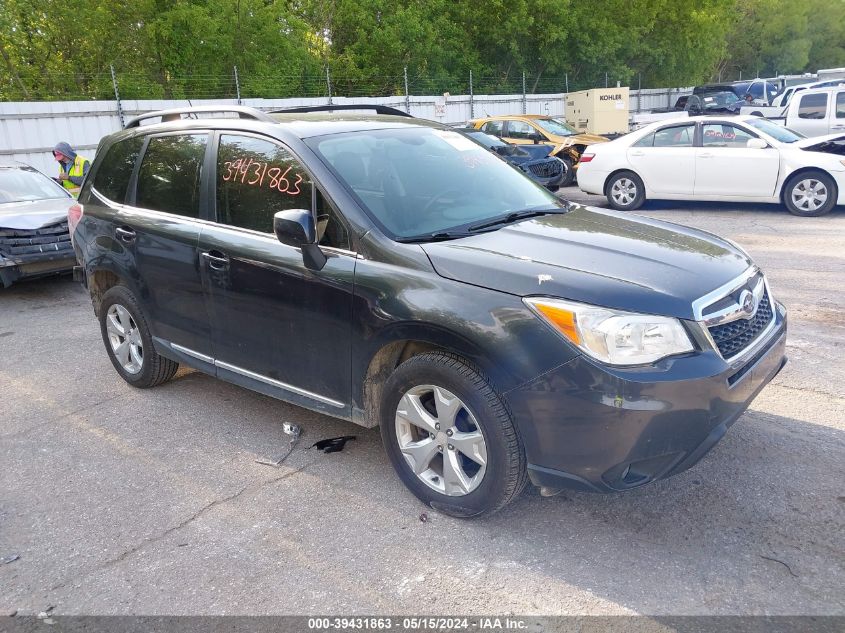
[396,231,472,244]
[467,204,571,232]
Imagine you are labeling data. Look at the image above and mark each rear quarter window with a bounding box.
[90,136,144,203]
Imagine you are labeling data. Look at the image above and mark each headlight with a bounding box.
[524,297,694,365]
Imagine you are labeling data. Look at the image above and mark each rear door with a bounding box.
[694,122,780,198]
[626,123,696,194]
[89,132,214,363]
[198,132,356,416]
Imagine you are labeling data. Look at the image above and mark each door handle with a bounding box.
[115,226,136,243]
[201,250,229,270]
[699,152,714,158]
[629,150,644,157]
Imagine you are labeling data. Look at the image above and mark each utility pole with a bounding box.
[522,71,527,114]
[233,66,241,105]
[326,67,333,105]
[403,67,410,114]
[110,65,124,129]
[469,70,474,119]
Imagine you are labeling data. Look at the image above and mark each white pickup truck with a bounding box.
[742,86,845,137]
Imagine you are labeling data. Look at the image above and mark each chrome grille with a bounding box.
[527,160,562,178]
[707,291,774,359]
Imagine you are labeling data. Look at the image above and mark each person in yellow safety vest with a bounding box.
[52,141,90,197]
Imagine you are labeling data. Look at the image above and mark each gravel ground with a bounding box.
[1,193,843,616]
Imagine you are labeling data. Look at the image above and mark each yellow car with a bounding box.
[469,115,607,186]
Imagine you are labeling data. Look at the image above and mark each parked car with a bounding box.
[765,86,845,138]
[0,162,77,288]
[73,105,787,516]
[459,129,567,190]
[577,115,845,216]
[694,80,780,105]
[684,90,747,115]
[771,79,845,108]
[469,115,607,186]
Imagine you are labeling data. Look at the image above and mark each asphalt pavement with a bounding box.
[1,193,843,616]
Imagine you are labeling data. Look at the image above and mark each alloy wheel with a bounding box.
[106,304,143,374]
[791,179,828,212]
[394,385,487,496]
[611,178,637,206]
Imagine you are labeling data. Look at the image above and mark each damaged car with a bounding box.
[0,162,77,288]
[459,129,568,190]
[470,115,607,186]
[577,115,845,216]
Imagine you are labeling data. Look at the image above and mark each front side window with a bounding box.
[701,124,755,148]
[136,134,207,218]
[216,135,313,234]
[481,120,504,136]
[534,118,576,136]
[652,125,695,147]
[798,93,828,119]
[506,120,536,139]
[836,92,845,119]
[92,136,144,203]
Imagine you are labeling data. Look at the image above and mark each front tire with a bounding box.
[606,171,645,211]
[99,285,179,388]
[783,171,837,217]
[380,352,527,518]
[558,156,575,187]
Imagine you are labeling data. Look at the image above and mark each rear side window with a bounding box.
[136,134,207,218]
[92,136,144,203]
[837,92,845,119]
[798,93,828,119]
[653,125,694,147]
[216,135,312,234]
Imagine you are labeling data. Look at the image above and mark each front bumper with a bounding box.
[506,301,787,493]
[0,253,76,288]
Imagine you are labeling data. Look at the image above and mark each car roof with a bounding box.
[471,114,552,122]
[636,115,758,133]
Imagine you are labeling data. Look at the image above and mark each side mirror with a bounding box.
[746,138,768,149]
[273,209,326,270]
[530,133,543,144]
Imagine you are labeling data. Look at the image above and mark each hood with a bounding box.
[552,132,608,146]
[53,141,77,162]
[794,133,845,154]
[517,144,554,159]
[0,198,75,230]
[420,205,751,320]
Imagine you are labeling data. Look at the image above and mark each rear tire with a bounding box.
[783,171,837,217]
[99,285,179,388]
[606,171,645,211]
[380,351,527,518]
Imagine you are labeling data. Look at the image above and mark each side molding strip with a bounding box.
[168,341,346,410]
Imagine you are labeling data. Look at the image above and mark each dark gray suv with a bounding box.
[72,106,787,517]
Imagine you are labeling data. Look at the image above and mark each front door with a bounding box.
[831,90,845,134]
[199,132,356,416]
[694,123,780,198]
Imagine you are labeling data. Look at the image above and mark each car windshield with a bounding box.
[0,167,68,203]
[534,118,576,136]
[309,127,563,240]
[745,118,805,143]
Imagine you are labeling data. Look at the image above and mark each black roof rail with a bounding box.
[124,105,276,129]
[270,104,413,118]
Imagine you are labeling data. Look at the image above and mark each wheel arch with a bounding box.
[354,325,503,429]
[779,166,839,203]
[603,168,643,196]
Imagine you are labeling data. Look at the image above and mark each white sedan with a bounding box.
[577,115,845,216]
